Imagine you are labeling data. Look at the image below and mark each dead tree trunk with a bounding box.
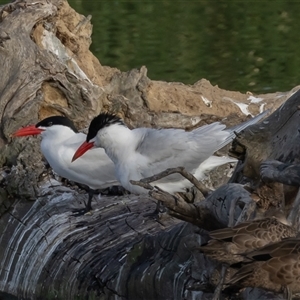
[0,0,300,299]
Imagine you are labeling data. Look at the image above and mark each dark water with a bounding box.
[70,0,300,94]
[1,0,300,94]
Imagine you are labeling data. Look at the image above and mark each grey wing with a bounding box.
[134,123,229,179]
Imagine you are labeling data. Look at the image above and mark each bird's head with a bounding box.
[72,112,125,162]
[12,116,78,138]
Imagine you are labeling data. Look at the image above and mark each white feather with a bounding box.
[91,122,234,194]
[40,125,118,190]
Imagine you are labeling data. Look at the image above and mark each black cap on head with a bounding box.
[36,116,78,133]
[87,113,124,142]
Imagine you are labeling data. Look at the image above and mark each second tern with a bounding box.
[72,112,267,194]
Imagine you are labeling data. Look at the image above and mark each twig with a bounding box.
[130,166,211,197]
[149,190,197,218]
[130,180,154,191]
[74,15,92,33]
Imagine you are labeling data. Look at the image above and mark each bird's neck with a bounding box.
[97,124,135,164]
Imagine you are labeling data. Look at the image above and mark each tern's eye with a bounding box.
[47,121,53,126]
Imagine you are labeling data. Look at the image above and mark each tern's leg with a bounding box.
[143,200,166,219]
[85,188,95,212]
[72,188,95,217]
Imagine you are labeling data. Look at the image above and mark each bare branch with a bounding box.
[131,166,212,197]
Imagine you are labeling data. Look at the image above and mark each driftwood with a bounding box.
[1,0,300,299]
[0,180,250,300]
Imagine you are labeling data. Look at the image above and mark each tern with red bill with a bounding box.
[13,116,118,215]
[72,111,267,195]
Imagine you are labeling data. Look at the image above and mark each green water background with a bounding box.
[2,0,300,94]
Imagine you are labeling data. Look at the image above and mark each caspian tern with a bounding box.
[72,112,267,195]
[13,116,118,214]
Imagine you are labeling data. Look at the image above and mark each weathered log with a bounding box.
[1,0,300,299]
[0,179,248,299]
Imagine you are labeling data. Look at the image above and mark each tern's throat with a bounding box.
[96,124,135,164]
[41,126,76,145]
